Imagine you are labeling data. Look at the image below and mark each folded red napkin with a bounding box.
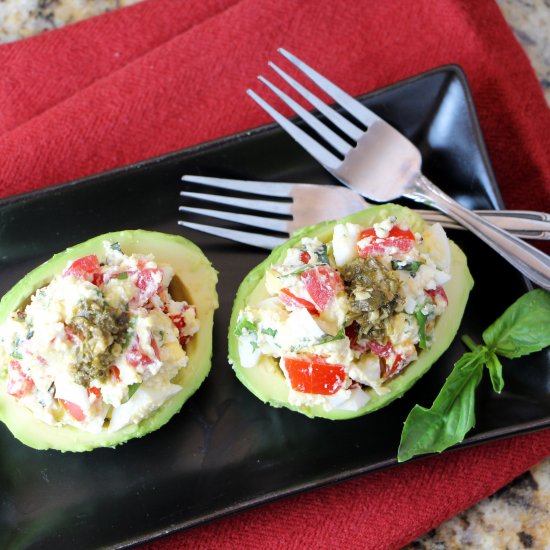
[1,0,549,548]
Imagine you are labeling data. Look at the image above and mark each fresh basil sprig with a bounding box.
[398,289,550,462]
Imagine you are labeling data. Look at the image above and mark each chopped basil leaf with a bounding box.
[110,242,122,252]
[115,272,129,280]
[234,318,258,337]
[391,260,422,273]
[261,327,277,337]
[280,265,312,278]
[316,328,345,345]
[315,244,329,265]
[123,317,137,348]
[415,310,428,349]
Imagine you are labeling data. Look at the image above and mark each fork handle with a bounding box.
[407,175,550,291]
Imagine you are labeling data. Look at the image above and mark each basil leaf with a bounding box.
[261,327,277,337]
[115,272,129,280]
[482,289,550,358]
[486,351,504,393]
[398,349,485,462]
[110,242,122,252]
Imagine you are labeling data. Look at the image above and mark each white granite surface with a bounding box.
[0,1,548,548]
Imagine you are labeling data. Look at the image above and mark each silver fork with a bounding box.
[179,175,550,249]
[247,48,550,290]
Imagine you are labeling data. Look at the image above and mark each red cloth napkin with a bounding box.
[1,0,549,547]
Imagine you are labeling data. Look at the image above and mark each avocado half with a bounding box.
[228,204,473,420]
[0,230,218,451]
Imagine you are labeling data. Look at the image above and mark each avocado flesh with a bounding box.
[228,204,473,420]
[0,230,218,451]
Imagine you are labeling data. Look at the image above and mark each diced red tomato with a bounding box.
[88,386,101,399]
[299,251,311,264]
[7,360,34,398]
[151,337,161,360]
[345,322,359,347]
[132,268,162,306]
[367,339,406,379]
[300,266,343,311]
[61,399,85,421]
[282,355,346,395]
[126,338,154,367]
[64,326,78,343]
[63,255,101,279]
[368,340,394,358]
[111,365,121,382]
[278,288,318,316]
[92,273,105,287]
[425,286,448,306]
[380,354,405,379]
[345,322,371,353]
[168,304,195,346]
[357,226,415,257]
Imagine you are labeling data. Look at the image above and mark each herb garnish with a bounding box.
[398,289,550,462]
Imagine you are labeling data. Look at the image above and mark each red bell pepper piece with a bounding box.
[279,288,318,316]
[282,355,346,395]
[7,359,34,398]
[300,266,343,311]
[358,226,415,257]
[61,399,86,421]
[425,286,448,306]
[63,254,101,279]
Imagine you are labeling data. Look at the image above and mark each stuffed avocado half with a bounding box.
[228,204,473,420]
[0,230,218,451]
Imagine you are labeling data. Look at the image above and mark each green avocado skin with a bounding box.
[228,204,473,420]
[0,230,218,452]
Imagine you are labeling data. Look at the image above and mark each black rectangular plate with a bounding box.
[1,65,549,550]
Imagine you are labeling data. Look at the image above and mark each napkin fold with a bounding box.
[1,0,549,548]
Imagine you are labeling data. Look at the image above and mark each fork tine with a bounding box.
[278,48,381,128]
[181,190,292,215]
[182,174,295,197]
[246,89,341,170]
[257,75,352,157]
[268,61,363,142]
[179,205,289,233]
[178,221,285,250]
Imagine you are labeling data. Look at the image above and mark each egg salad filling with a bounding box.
[235,217,452,412]
[0,242,199,433]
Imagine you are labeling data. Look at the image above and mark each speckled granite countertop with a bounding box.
[0,1,549,548]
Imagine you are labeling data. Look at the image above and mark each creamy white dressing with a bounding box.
[0,241,200,433]
[236,218,451,412]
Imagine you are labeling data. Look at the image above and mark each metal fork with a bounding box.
[247,48,550,290]
[179,175,550,249]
